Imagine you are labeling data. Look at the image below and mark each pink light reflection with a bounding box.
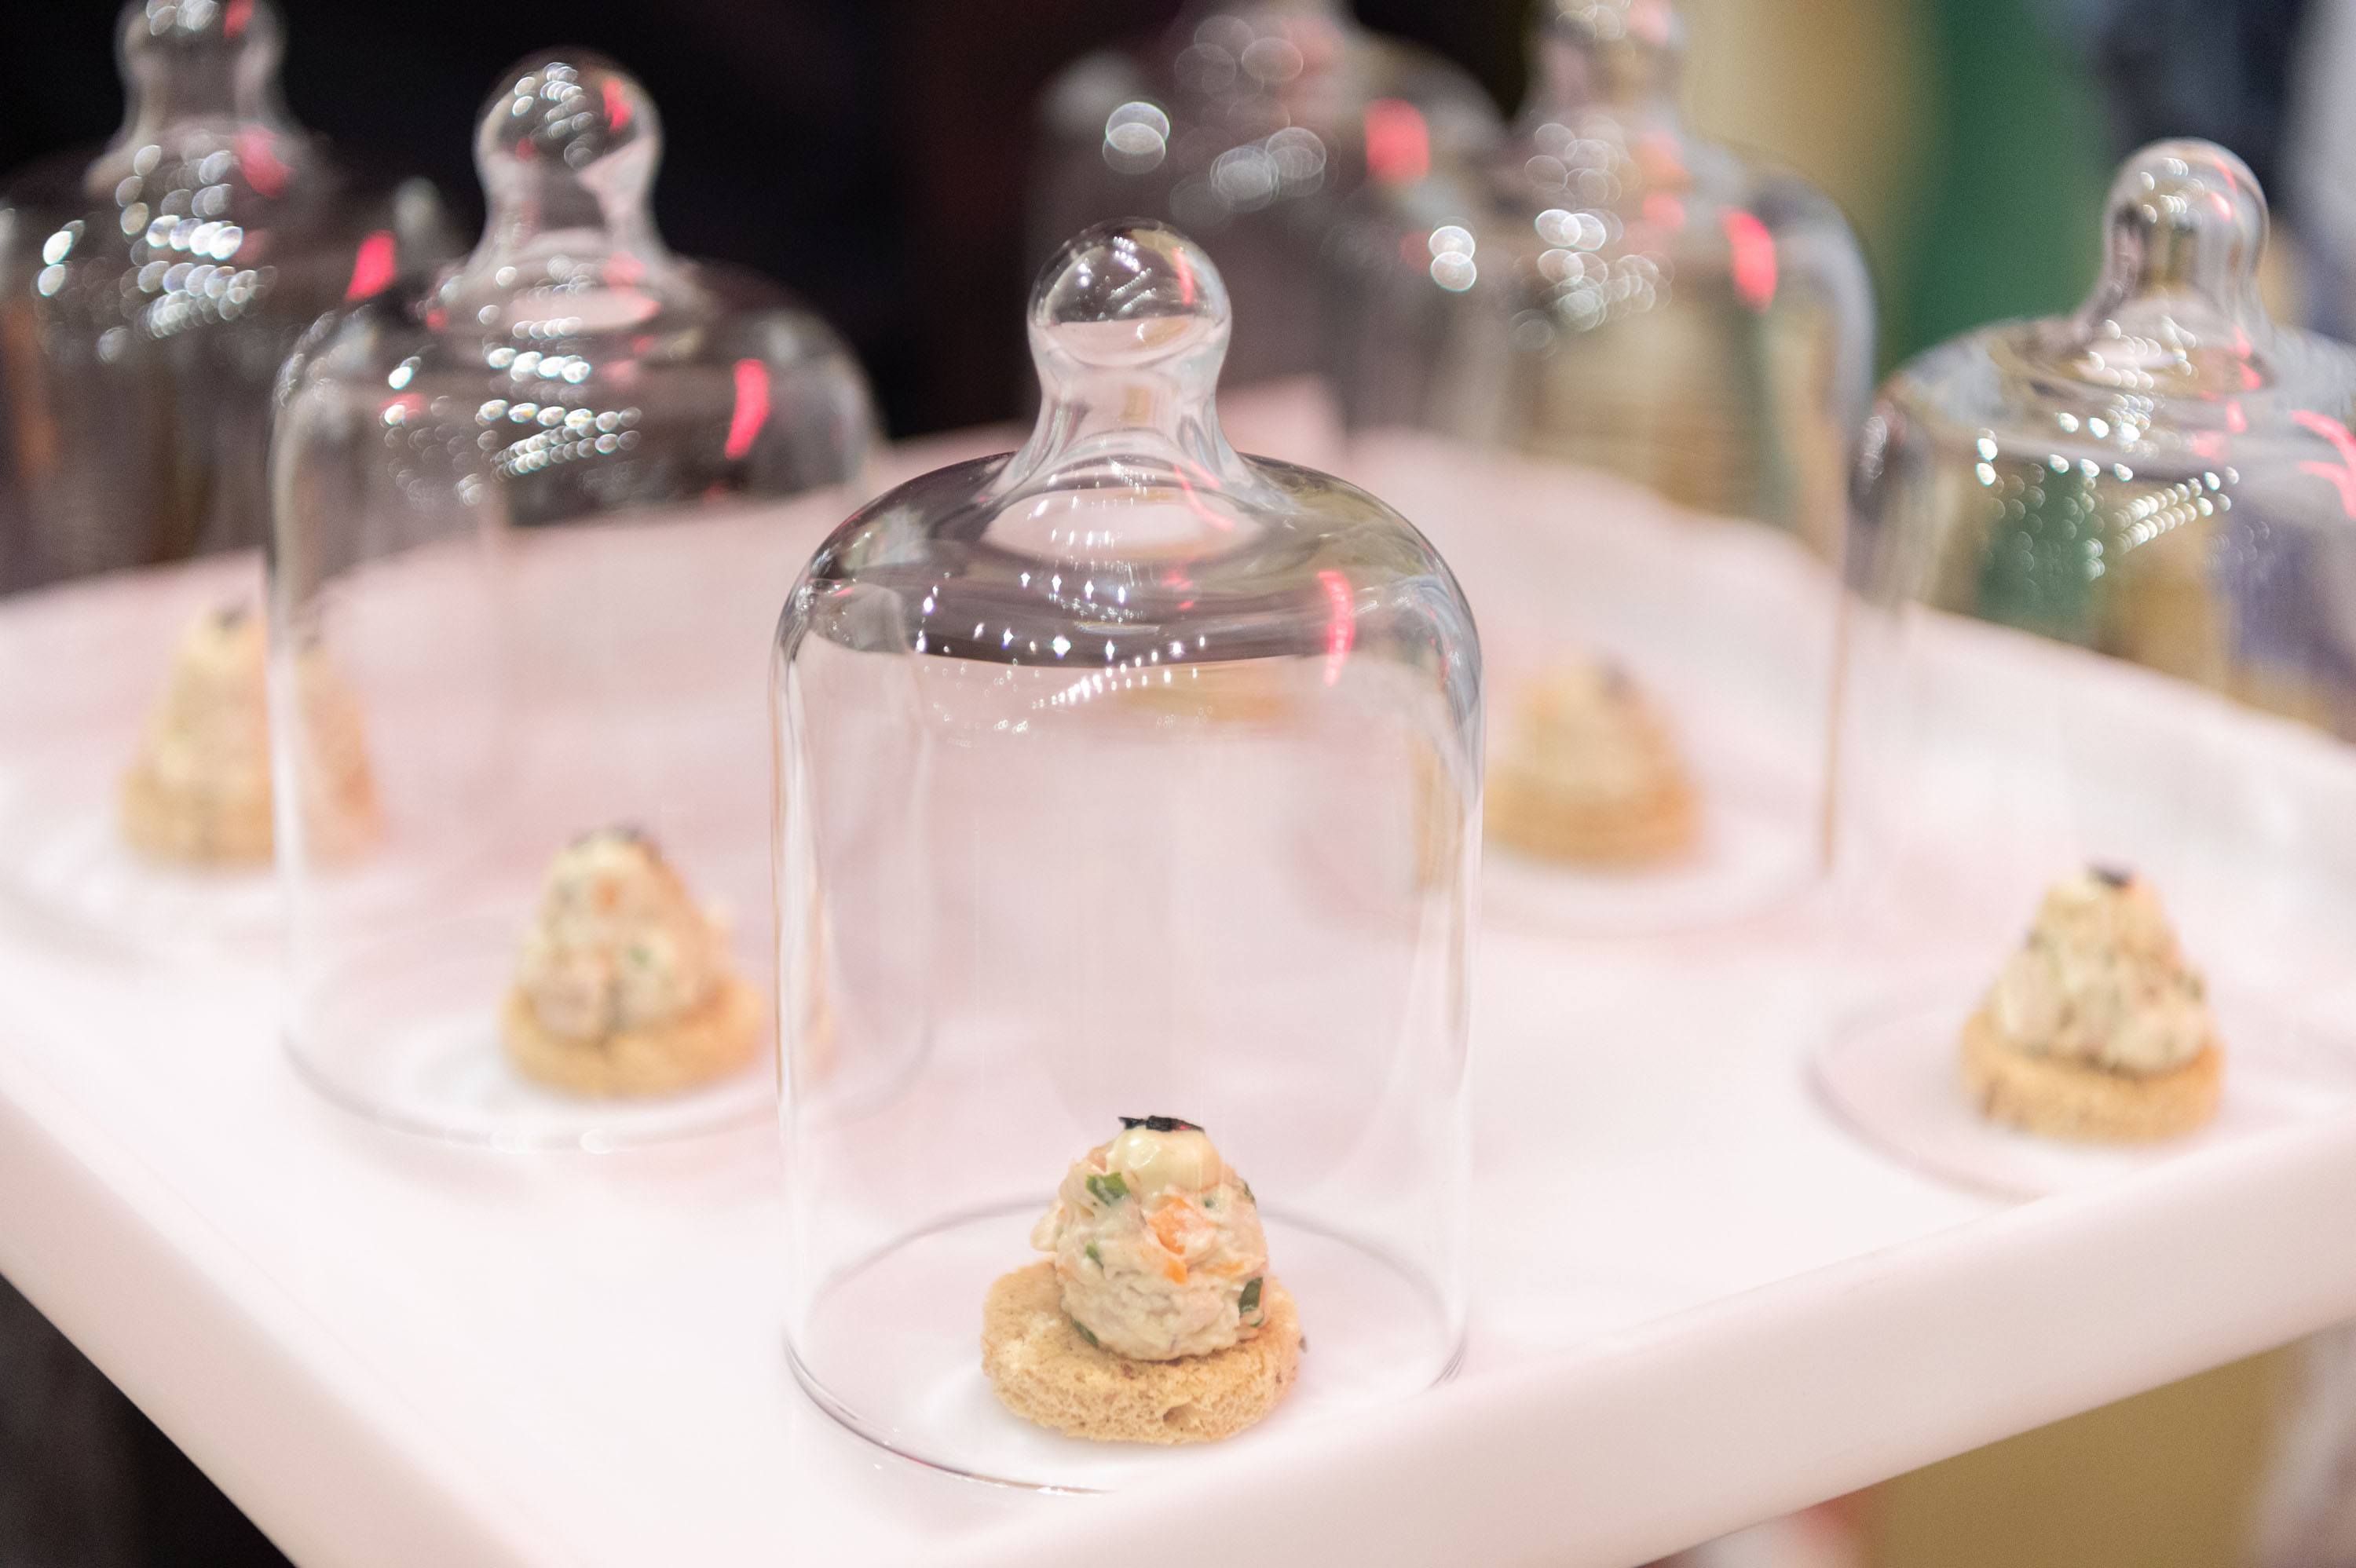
[602,76,633,130]
[1722,209,1777,309]
[345,231,397,300]
[2292,408,2356,518]
[1364,100,1429,186]
[1170,465,1234,532]
[237,130,291,198]
[1316,568,1355,685]
[725,358,771,461]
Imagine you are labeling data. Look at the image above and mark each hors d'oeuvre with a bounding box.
[983,1117,1301,1444]
[1961,865,2223,1141]
[501,828,760,1096]
[1487,656,1696,866]
[120,605,378,865]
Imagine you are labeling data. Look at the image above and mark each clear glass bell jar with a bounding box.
[0,0,450,589]
[1030,0,1497,398]
[270,52,877,1146]
[1817,140,2356,1197]
[774,222,1478,1488]
[1323,0,1872,934]
[0,0,449,950]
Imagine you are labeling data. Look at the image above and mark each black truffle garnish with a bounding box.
[2088,863,2134,889]
[1118,1115,1202,1133]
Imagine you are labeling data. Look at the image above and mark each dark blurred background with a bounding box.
[0,1,1535,443]
[0,0,2315,444]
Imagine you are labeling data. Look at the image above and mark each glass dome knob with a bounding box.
[119,0,284,111]
[1012,221,1257,500]
[1535,0,1684,108]
[2087,139,2267,323]
[999,221,1269,537]
[477,53,661,232]
[1030,221,1232,393]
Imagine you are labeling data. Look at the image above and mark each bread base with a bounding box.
[1487,766,1698,867]
[982,1261,1301,1445]
[119,766,274,866]
[1960,1008,2222,1142]
[501,973,763,1097]
[119,762,380,867]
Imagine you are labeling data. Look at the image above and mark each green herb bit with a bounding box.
[1203,1194,1216,1209]
[1238,1277,1262,1314]
[1069,1316,1101,1349]
[1085,1171,1129,1207]
[1085,1242,1102,1267]
[627,943,653,967]
[1238,1179,1256,1204]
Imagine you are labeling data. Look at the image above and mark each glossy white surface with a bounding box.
[3,407,2354,1567]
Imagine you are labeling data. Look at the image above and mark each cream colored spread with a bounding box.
[1499,658,1683,805]
[126,605,375,858]
[134,606,273,813]
[514,828,730,1040]
[1982,866,2216,1076]
[1030,1118,1270,1361]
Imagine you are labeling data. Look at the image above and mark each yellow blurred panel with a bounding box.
[1868,1347,2291,1568]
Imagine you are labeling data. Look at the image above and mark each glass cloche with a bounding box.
[1324,0,1871,933]
[269,52,877,1146]
[0,0,449,954]
[1030,0,1496,392]
[1818,140,2356,1196]
[0,0,450,590]
[773,222,1478,1486]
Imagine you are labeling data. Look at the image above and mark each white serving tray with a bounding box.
[3,410,2354,1568]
